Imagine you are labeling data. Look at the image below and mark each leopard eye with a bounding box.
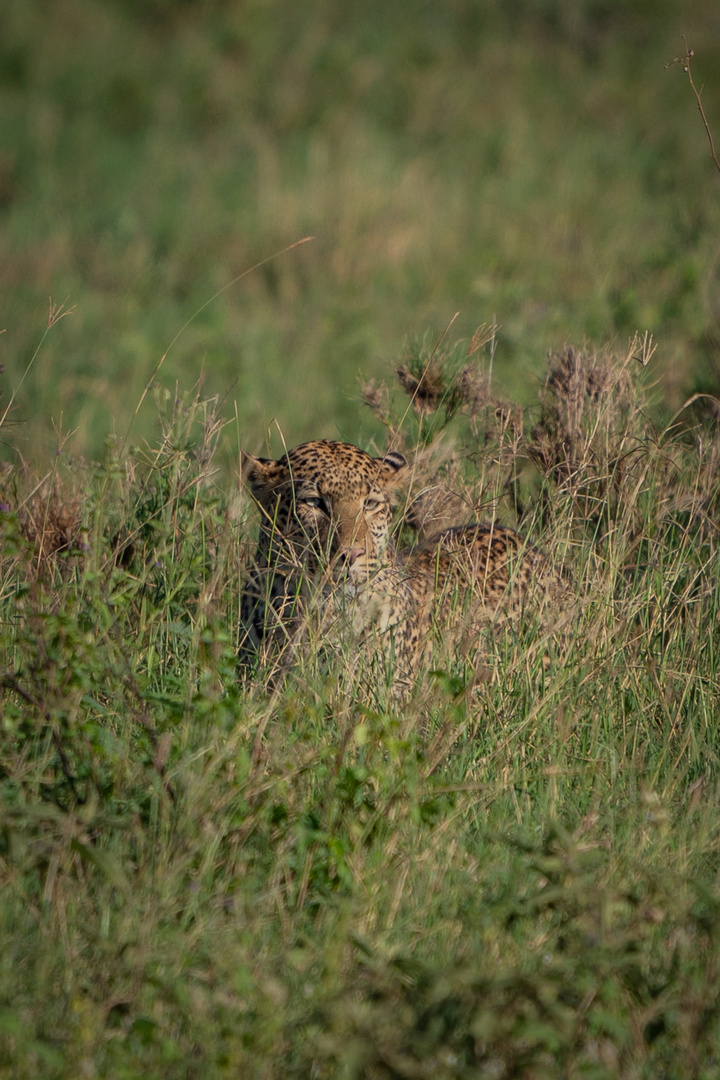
[364,497,382,512]
[300,495,329,515]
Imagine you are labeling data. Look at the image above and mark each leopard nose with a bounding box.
[341,546,365,567]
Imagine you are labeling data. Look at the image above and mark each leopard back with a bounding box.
[347,522,569,674]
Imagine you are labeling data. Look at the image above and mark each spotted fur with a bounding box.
[345,522,565,673]
[239,440,408,665]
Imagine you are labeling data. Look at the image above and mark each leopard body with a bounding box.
[240,439,566,675]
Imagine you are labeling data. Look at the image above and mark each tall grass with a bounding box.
[2,331,720,1076]
[1,0,720,461]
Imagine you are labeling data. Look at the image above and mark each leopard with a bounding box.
[240,438,569,679]
[239,439,408,668]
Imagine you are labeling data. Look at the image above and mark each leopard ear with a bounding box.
[241,451,285,498]
[374,449,409,488]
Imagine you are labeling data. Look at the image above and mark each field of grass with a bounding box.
[2,334,720,1076]
[1,0,720,462]
[3,1,720,1076]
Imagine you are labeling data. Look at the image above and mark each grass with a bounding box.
[1,0,720,462]
[2,332,720,1076]
[2,2,720,1074]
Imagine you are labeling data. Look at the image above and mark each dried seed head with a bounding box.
[396,363,445,415]
[455,364,492,415]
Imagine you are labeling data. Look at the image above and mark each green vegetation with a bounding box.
[0,0,719,461]
[2,1,720,1075]
[3,336,720,1076]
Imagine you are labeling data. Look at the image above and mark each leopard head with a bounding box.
[241,439,408,579]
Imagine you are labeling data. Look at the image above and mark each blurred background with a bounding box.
[1,0,719,466]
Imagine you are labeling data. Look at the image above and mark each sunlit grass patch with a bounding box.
[2,1,720,463]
